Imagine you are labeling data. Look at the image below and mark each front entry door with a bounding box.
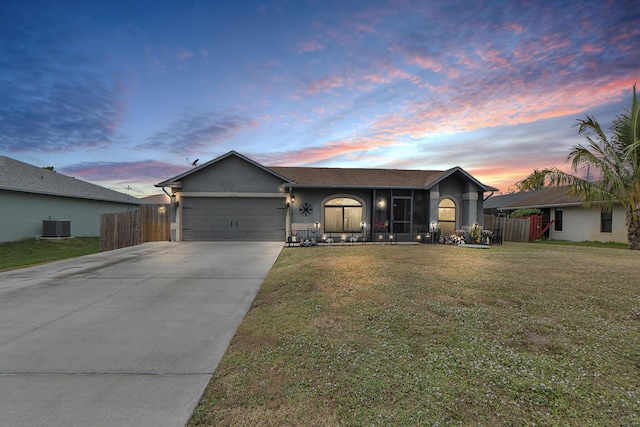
[391,197,411,234]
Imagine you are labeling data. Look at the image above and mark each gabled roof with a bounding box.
[270,165,497,191]
[156,151,498,192]
[155,150,293,187]
[0,156,143,204]
[484,186,583,210]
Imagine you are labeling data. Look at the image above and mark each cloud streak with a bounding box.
[140,111,257,156]
[0,24,128,153]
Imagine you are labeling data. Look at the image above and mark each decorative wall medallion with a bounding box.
[299,202,313,216]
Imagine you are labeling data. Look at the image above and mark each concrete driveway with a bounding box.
[0,241,283,427]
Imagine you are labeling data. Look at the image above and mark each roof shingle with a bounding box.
[0,156,143,204]
[267,166,445,188]
[484,186,583,209]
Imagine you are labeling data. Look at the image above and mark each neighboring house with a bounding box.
[142,193,171,204]
[0,156,143,242]
[156,151,498,242]
[484,186,627,243]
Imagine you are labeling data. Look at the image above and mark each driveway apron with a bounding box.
[0,241,283,427]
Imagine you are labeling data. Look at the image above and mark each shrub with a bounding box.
[510,208,543,218]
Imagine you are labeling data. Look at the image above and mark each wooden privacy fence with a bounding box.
[483,215,530,243]
[100,204,170,251]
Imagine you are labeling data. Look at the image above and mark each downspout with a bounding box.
[161,186,171,198]
[483,190,495,202]
[161,186,177,241]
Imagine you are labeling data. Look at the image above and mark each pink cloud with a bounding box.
[540,34,571,51]
[355,23,375,33]
[370,76,632,142]
[177,49,194,61]
[475,48,512,70]
[296,39,326,53]
[363,72,390,84]
[62,160,187,182]
[581,43,603,53]
[258,136,400,166]
[407,54,442,72]
[306,74,347,95]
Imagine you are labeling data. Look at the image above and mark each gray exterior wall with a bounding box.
[0,190,139,242]
[289,177,487,238]
[289,188,372,232]
[179,155,285,193]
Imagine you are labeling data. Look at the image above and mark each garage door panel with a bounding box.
[182,197,286,241]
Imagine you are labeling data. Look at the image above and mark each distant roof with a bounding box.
[485,186,583,210]
[142,193,171,204]
[0,156,143,204]
[156,151,498,192]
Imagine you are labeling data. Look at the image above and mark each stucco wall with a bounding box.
[549,205,627,243]
[180,156,285,192]
[289,188,371,233]
[0,190,139,242]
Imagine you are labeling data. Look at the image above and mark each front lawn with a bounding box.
[189,243,640,426]
[0,237,100,272]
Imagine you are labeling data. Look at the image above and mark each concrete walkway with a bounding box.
[0,241,283,427]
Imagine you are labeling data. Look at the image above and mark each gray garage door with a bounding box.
[181,197,286,241]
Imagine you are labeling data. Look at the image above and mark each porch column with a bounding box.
[461,191,478,228]
[429,187,440,226]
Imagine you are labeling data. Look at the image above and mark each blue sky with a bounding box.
[1,0,638,197]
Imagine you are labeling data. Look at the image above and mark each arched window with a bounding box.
[324,197,362,232]
[438,198,456,235]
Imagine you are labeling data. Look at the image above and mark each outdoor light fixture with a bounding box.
[159,206,166,213]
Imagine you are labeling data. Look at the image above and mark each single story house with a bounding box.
[155,151,498,242]
[0,156,143,242]
[484,186,627,243]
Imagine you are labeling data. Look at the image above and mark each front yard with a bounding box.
[189,243,640,426]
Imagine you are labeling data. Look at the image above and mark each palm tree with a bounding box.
[514,169,550,192]
[535,84,640,249]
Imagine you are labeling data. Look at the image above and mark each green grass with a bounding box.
[189,243,640,426]
[534,239,629,249]
[0,237,100,272]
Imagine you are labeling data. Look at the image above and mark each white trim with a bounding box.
[438,194,460,232]
[178,192,286,198]
[320,193,367,234]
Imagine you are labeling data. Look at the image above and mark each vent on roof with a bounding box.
[42,220,71,238]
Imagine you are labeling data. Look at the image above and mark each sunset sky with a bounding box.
[1,0,638,197]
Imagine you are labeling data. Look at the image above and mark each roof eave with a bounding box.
[501,202,584,209]
[282,184,429,190]
[0,186,142,204]
[155,181,182,189]
[425,166,498,192]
